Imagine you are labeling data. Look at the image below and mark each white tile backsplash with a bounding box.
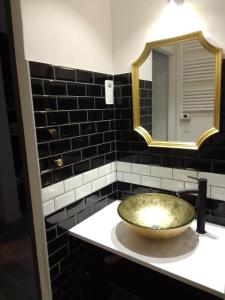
[198,172,225,188]
[117,161,131,172]
[162,179,184,192]
[173,169,197,182]
[132,163,150,176]
[106,172,116,185]
[99,163,112,177]
[211,186,225,201]
[64,174,83,192]
[92,176,107,192]
[43,200,55,216]
[75,183,92,201]
[42,182,64,202]
[55,191,75,210]
[83,168,99,184]
[151,166,172,179]
[42,161,225,216]
[141,175,161,188]
[123,172,141,185]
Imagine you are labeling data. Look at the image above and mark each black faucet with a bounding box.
[176,176,207,234]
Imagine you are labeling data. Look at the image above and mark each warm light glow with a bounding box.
[138,207,172,227]
[147,1,206,41]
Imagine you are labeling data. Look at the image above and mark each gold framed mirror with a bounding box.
[131,31,222,149]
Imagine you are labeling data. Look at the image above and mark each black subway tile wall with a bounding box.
[29,61,115,187]
[140,79,152,133]
[114,60,225,175]
[45,184,118,300]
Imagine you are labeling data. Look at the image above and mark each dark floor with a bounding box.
[0,218,38,300]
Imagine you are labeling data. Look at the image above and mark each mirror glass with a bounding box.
[132,32,222,149]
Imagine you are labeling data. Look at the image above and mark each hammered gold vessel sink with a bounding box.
[118,193,195,240]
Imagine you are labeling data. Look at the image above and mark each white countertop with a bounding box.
[69,200,225,298]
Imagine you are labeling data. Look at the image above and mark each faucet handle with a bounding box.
[188,175,198,181]
[188,176,207,184]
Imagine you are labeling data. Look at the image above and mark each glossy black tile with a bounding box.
[57,97,77,110]
[88,110,102,121]
[50,140,71,155]
[50,264,60,280]
[82,146,97,160]
[96,121,109,132]
[80,122,96,135]
[47,112,69,125]
[67,200,85,218]
[62,150,81,165]
[93,72,108,85]
[95,98,108,109]
[76,69,93,83]
[38,143,49,158]
[36,127,59,142]
[90,133,103,146]
[41,172,52,187]
[90,156,105,169]
[29,61,54,79]
[33,96,57,111]
[52,166,73,183]
[69,111,87,123]
[104,131,115,142]
[71,136,89,150]
[86,84,102,97]
[77,206,92,223]
[31,79,44,94]
[55,66,75,81]
[103,109,114,120]
[73,160,90,174]
[44,81,67,95]
[39,158,50,171]
[35,112,46,127]
[78,97,94,109]
[48,233,68,255]
[114,73,131,85]
[93,198,107,213]
[98,143,110,155]
[49,245,68,267]
[67,83,86,96]
[60,124,79,138]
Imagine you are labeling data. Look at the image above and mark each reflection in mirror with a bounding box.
[133,32,222,149]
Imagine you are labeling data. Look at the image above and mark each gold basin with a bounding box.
[117,193,195,240]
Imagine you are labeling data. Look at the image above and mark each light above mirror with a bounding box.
[131,31,222,149]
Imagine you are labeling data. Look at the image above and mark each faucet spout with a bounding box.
[176,177,207,234]
[196,178,207,234]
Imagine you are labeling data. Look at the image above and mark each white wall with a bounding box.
[111,0,225,74]
[20,0,113,73]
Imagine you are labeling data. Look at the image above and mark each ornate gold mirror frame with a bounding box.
[131,31,222,149]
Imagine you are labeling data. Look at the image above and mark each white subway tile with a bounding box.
[75,183,92,201]
[132,163,150,176]
[92,177,107,192]
[111,162,116,172]
[162,179,184,192]
[42,182,64,202]
[106,172,116,185]
[64,174,83,191]
[123,172,141,185]
[83,168,99,184]
[151,166,172,179]
[43,200,55,216]
[173,169,197,182]
[184,182,210,198]
[211,186,225,201]
[198,172,225,188]
[117,161,131,172]
[99,163,112,177]
[141,175,161,188]
[117,172,123,181]
[55,191,75,210]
